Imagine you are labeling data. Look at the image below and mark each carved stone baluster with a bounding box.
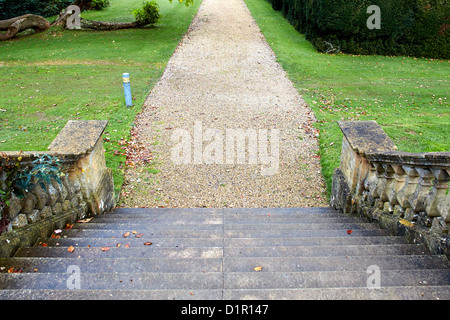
[396,166,419,209]
[409,167,434,213]
[386,165,406,206]
[437,175,449,227]
[380,164,395,202]
[425,169,449,218]
[372,162,385,199]
[364,162,377,198]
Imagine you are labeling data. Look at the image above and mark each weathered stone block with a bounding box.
[11,214,27,229]
[51,202,62,215]
[0,170,7,191]
[62,200,71,211]
[50,178,66,202]
[21,191,37,214]
[26,209,41,224]
[6,193,22,221]
[70,192,81,208]
[39,206,53,219]
[47,182,60,206]
[331,168,352,214]
[30,183,49,210]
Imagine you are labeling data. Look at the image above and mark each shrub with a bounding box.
[133,1,160,25]
[266,0,449,59]
[89,0,110,10]
[0,0,72,19]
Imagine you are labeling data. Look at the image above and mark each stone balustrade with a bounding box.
[331,121,449,258]
[0,120,115,257]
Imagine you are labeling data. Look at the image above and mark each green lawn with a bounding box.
[0,0,201,197]
[244,0,449,197]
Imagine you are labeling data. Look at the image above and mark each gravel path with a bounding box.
[120,0,328,208]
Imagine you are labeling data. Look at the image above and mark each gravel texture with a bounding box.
[120,0,328,208]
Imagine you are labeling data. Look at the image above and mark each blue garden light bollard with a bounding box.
[123,72,133,107]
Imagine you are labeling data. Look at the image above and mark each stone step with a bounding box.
[45,237,224,248]
[92,215,369,224]
[59,228,223,239]
[15,246,223,259]
[43,235,409,248]
[14,244,428,259]
[111,207,339,215]
[112,208,223,215]
[0,272,223,290]
[224,244,429,257]
[223,208,343,216]
[224,269,450,289]
[0,286,449,300]
[69,221,379,231]
[0,289,221,300]
[0,269,448,291]
[0,257,223,273]
[2,255,447,274]
[58,228,392,239]
[223,286,450,300]
[222,255,450,272]
[224,229,392,238]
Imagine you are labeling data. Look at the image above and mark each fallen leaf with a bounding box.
[144,241,153,246]
[132,231,138,234]
[77,218,93,223]
[40,242,48,247]
[67,246,75,253]
[101,247,110,251]
[65,223,74,230]
[7,267,22,273]
[253,266,263,271]
[135,233,144,238]
[123,232,130,238]
[124,244,130,248]
[347,229,353,234]
[116,243,121,247]
[399,219,414,227]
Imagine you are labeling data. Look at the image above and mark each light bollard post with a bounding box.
[123,72,133,107]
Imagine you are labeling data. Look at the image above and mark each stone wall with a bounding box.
[0,120,115,257]
[331,121,449,258]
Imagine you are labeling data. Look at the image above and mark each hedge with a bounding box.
[266,0,449,59]
[0,0,72,20]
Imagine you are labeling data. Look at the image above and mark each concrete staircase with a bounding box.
[0,207,449,299]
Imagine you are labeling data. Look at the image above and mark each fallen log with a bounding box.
[0,14,50,41]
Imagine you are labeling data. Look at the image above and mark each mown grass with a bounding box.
[245,0,449,198]
[0,0,201,197]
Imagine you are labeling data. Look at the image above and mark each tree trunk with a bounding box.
[0,15,50,41]
[52,6,145,30]
[78,18,144,30]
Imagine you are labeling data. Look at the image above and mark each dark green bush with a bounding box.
[266,0,449,59]
[0,0,72,19]
[0,0,111,19]
[133,1,160,25]
[89,0,110,10]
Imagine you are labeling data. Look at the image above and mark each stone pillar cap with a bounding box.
[48,120,108,155]
[337,121,397,156]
